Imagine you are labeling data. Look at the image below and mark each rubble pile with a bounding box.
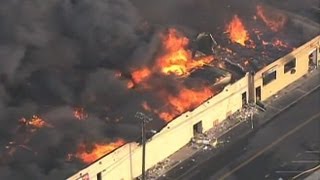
[231,105,259,122]
[203,105,258,144]
[144,158,171,180]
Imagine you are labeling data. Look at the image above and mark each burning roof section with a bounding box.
[0,1,318,179]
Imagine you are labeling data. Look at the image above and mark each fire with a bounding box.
[272,39,289,49]
[142,101,151,111]
[129,29,215,122]
[127,80,134,89]
[226,15,250,46]
[130,28,214,87]
[141,87,214,122]
[156,28,214,76]
[131,67,152,84]
[19,115,52,129]
[260,38,290,50]
[76,139,125,164]
[256,5,287,32]
[73,107,88,120]
[159,87,214,122]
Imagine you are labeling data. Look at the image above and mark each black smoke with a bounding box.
[0,0,162,179]
[0,0,318,179]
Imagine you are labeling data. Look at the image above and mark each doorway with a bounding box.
[256,86,261,101]
[193,121,203,136]
[242,92,247,107]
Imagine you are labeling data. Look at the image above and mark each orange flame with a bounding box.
[130,29,214,87]
[127,80,134,89]
[159,87,213,122]
[76,139,125,164]
[142,101,151,111]
[256,5,287,32]
[131,67,152,84]
[226,15,250,46]
[130,29,215,122]
[156,29,214,76]
[73,107,88,120]
[19,115,52,129]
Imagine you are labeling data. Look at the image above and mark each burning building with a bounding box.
[66,2,319,180]
[0,0,319,180]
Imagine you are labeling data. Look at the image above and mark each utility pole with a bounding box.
[135,112,153,180]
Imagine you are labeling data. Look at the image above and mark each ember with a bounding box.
[142,101,151,111]
[19,115,52,129]
[73,107,88,120]
[272,39,290,49]
[127,80,135,89]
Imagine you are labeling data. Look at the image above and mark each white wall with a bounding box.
[67,35,320,180]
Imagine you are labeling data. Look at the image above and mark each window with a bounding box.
[284,58,296,73]
[309,49,318,70]
[262,70,276,86]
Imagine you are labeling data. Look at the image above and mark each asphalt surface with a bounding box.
[160,87,320,180]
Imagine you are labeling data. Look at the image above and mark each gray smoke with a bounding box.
[0,0,162,179]
[0,0,318,179]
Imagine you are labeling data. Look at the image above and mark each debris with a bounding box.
[211,139,218,147]
[145,105,259,179]
[145,158,171,179]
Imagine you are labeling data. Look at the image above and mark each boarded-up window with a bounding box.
[284,58,296,73]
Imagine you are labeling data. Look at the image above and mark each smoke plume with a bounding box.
[0,0,318,179]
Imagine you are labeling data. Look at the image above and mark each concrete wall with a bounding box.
[67,35,319,180]
[254,36,320,101]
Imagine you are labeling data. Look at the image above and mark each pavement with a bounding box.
[206,89,320,180]
[305,169,320,180]
[146,68,320,180]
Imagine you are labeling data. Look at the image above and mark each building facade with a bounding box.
[67,35,320,180]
